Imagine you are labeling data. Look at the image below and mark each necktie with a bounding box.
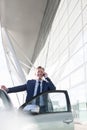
[37,81,41,95]
[36,81,41,105]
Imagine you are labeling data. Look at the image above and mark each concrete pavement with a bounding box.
[74,121,87,130]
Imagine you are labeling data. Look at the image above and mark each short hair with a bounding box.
[37,66,44,71]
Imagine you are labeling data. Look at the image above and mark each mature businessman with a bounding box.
[1,66,56,103]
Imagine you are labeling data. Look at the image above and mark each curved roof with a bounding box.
[0,0,60,75]
[0,0,47,73]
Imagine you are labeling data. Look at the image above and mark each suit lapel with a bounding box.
[42,81,47,92]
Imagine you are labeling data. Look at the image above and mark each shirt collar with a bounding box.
[36,79,43,83]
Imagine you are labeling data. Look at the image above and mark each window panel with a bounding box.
[69,84,87,104]
[69,48,84,72]
[83,6,87,26]
[70,32,83,56]
[70,66,85,87]
[69,15,82,43]
[82,0,87,10]
[83,25,87,44]
[68,0,79,16]
[84,44,87,62]
[68,0,81,29]
[60,77,70,89]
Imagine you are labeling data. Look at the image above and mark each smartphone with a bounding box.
[43,73,45,76]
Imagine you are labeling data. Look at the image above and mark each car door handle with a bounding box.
[63,119,73,124]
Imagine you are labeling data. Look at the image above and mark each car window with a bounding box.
[48,92,67,112]
[25,91,68,114]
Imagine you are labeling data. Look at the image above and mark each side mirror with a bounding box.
[23,104,40,114]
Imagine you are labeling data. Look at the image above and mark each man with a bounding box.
[1,66,56,103]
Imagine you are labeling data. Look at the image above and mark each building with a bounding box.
[0,0,87,123]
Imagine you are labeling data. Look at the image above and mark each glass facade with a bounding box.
[31,0,87,122]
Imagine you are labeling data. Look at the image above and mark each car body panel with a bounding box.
[31,112,74,130]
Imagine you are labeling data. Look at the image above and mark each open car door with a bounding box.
[22,90,74,130]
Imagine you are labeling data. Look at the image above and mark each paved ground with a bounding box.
[75,124,87,130]
[74,122,87,130]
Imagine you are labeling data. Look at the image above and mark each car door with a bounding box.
[0,90,13,110]
[23,90,74,130]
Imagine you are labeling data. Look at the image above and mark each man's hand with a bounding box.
[43,72,48,78]
[0,85,8,91]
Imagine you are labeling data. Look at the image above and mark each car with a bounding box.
[0,89,13,111]
[0,89,74,130]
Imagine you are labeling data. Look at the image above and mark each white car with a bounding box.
[0,89,74,130]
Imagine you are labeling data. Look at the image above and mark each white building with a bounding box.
[0,0,87,122]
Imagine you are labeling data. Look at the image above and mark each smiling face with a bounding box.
[36,66,44,80]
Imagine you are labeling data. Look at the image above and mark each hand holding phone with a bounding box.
[43,72,48,78]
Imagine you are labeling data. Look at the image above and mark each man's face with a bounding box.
[36,68,44,79]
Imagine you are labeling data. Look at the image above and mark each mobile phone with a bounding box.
[43,73,45,76]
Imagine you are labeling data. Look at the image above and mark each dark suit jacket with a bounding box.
[8,77,56,102]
